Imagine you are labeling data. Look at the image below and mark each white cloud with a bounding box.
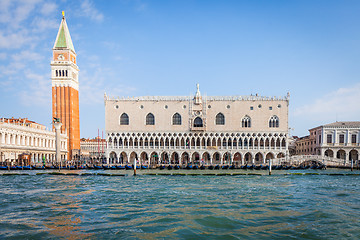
[40,2,57,16]
[0,52,6,60]
[294,82,360,121]
[0,30,31,49]
[19,71,50,106]
[31,16,58,32]
[80,0,104,22]
[0,0,12,23]
[79,54,136,105]
[12,50,43,62]
[12,0,43,29]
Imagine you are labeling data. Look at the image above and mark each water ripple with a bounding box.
[0,171,359,239]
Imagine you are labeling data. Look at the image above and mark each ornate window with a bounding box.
[242,116,251,128]
[269,115,279,128]
[339,134,344,144]
[120,113,129,125]
[215,113,225,125]
[327,134,332,143]
[172,113,182,125]
[193,117,203,127]
[352,134,357,144]
[146,113,155,125]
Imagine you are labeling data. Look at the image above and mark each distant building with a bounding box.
[295,121,359,161]
[51,12,80,161]
[295,135,314,155]
[105,85,290,166]
[0,118,68,165]
[80,137,107,164]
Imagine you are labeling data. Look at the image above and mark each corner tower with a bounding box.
[51,12,80,160]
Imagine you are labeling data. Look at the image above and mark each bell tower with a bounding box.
[51,11,80,161]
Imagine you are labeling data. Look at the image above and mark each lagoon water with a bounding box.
[0,169,359,239]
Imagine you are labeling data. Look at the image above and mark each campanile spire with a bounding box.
[51,12,80,161]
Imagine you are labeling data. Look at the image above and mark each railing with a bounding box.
[272,155,352,167]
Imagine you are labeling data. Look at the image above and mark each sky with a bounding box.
[1,0,360,138]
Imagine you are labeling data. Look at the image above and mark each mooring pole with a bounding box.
[351,159,353,172]
[134,157,137,176]
[269,159,272,176]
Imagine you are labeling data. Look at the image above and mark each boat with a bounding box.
[33,166,45,170]
[16,166,23,170]
[0,166,8,170]
[110,165,117,170]
[23,165,32,170]
[317,165,325,170]
[174,165,180,170]
[229,165,236,169]
[222,165,229,169]
[94,165,103,169]
[186,165,193,170]
[78,165,86,169]
[125,165,133,170]
[102,165,110,170]
[208,165,214,170]
[87,165,94,169]
[260,165,269,170]
[200,165,206,170]
[159,165,165,170]
[117,165,126,169]
[69,166,76,170]
[141,165,148,169]
[45,165,55,169]
[167,165,173,170]
[214,165,220,170]
[241,165,247,169]
[283,165,291,170]
[247,165,254,170]
[254,165,261,170]
[274,165,283,170]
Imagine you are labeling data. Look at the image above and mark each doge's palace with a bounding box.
[105,85,290,166]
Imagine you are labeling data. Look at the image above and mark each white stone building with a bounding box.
[305,122,360,161]
[105,85,290,166]
[0,118,68,165]
[80,137,107,163]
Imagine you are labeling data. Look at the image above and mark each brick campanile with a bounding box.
[51,12,80,161]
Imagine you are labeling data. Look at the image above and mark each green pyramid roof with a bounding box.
[54,16,75,53]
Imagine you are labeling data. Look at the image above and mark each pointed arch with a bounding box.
[269,115,280,128]
[172,113,182,125]
[242,115,251,128]
[146,113,155,125]
[120,113,129,125]
[215,113,225,125]
[193,117,203,127]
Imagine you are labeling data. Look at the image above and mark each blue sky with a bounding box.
[1,0,360,138]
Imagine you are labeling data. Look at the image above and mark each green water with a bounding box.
[0,169,359,239]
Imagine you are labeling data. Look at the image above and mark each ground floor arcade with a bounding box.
[0,148,67,166]
[106,149,286,166]
[322,148,359,162]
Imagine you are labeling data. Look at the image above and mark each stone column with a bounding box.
[53,122,62,166]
